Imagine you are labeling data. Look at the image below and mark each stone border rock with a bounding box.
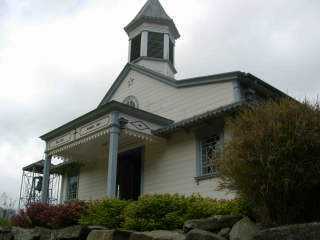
[2,216,320,240]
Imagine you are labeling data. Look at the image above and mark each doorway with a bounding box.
[117,147,142,200]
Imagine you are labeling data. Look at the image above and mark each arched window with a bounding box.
[123,96,139,109]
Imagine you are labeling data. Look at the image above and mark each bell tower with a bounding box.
[125,0,180,78]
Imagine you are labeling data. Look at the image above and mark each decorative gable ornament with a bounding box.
[123,95,139,109]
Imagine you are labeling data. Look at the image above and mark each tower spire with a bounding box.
[125,0,180,39]
[125,0,180,78]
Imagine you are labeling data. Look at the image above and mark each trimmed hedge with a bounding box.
[123,194,250,231]
[79,198,129,229]
[12,194,250,231]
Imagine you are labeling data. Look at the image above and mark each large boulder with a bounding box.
[0,233,13,240]
[0,227,11,234]
[0,227,13,240]
[36,227,52,240]
[87,230,132,240]
[11,227,52,240]
[51,225,89,240]
[87,226,109,231]
[254,222,320,240]
[185,229,226,240]
[130,230,185,240]
[217,228,230,239]
[229,217,258,240]
[11,227,41,240]
[183,215,242,233]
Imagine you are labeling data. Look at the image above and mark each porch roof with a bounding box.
[22,160,47,173]
[153,101,244,136]
[22,159,73,174]
[40,101,173,141]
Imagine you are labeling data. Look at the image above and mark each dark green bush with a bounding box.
[122,194,249,231]
[218,99,320,225]
[80,198,129,229]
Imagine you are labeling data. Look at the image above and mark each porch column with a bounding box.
[41,153,52,203]
[107,111,120,198]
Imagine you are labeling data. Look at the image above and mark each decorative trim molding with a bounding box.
[49,127,163,156]
[41,100,172,141]
[50,128,110,156]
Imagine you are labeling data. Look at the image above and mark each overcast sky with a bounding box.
[0,0,320,201]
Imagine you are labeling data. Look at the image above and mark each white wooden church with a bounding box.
[20,0,288,205]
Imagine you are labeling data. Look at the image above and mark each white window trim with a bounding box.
[66,173,79,201]
[195,130,224,182]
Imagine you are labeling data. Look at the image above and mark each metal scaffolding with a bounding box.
[18,160,61,209]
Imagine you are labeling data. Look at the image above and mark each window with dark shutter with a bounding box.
[130,34,141,62]
[169,39,174,65]
[147,32,164,59]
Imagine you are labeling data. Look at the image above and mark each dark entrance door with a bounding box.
[117,147,142,200]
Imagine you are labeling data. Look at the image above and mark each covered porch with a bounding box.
[40,101,172,203]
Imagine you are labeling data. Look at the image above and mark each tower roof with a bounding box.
[125,0,180,39]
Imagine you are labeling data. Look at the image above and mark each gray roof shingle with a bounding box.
[134,0,171,20]
[153,101,245,135]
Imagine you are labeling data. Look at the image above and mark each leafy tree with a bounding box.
[218,99,320,225]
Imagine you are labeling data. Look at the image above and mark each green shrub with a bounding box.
[0,218,11,227]
[217,99,320,225]
[123,194,187,231]
[80,198,129,228]
[185,196,250,220]
[122,194,249,231]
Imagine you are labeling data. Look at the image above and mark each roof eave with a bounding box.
[154,101,244,136]
[241,73,293,100]
[40,100,173,141]
[98,64,243,106]
[132,56,178,74]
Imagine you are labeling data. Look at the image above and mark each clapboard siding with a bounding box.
[143,131,233,199]
[60,128,233,201]
[110,70,235,121]
[77,158,107,201]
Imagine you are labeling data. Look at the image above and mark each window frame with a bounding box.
[195,128,224,181]
[169,38,174,65]
[147,31,164,59]
[66,172,79,201]
[130,34,141,62]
